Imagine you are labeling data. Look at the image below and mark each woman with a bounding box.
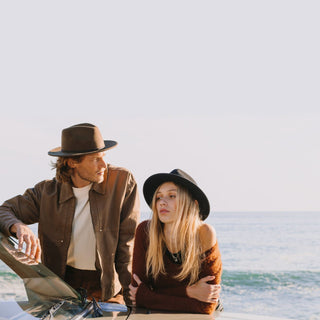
[129,169,222,314]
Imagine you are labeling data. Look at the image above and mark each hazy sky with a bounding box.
[0,1,319,212]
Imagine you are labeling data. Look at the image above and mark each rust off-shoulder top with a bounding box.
[131,220,222,314]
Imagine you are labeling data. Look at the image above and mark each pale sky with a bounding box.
[0,1,319,212]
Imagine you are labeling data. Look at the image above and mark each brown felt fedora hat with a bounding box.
[48,123,117,157]
[143,169,211,220]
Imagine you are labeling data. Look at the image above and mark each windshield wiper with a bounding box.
[70,298,103,320]
[41,301,65,320]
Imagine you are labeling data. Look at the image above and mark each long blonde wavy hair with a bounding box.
[146,182,203,285]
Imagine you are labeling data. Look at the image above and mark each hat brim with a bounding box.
[143,173,210,220]
[48,140,118,157]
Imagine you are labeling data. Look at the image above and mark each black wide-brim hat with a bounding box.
[48,123,117,157]
[143,169,210,220]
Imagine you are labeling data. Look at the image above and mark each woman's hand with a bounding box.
[129,274,142,306]
[186,275,221,303]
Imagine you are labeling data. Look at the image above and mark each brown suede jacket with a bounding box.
[0,164,140,304]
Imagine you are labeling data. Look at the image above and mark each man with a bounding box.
[0,123,140,304]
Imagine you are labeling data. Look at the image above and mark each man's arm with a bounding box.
[0,183,43,261]
[115,172,140,304]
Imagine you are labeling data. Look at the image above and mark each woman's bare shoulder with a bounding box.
[199,223,217,252]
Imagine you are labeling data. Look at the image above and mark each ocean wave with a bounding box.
[220,270,320,320]
[222,270,320,288]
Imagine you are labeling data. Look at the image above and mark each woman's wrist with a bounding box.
[186,285,194,299]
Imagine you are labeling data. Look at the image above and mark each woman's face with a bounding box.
[155,182,178,224]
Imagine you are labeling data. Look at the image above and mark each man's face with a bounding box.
[70,152,107,187]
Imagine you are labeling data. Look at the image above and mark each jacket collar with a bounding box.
[92,164,109,195]
[92,177,107,195]
[59,183,74,203]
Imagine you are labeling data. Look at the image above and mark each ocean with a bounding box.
[212,211,320,320]
[1,211,319,320]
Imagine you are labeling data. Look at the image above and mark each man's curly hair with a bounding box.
[52,156,84,183]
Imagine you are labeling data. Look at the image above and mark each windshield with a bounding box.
[0,232,86,318]
[0,232,129,319]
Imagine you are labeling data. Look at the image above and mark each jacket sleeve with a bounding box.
[0,182,43,236]
[115,172,140,304]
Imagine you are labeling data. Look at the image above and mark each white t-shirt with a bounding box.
[67,183,96,270]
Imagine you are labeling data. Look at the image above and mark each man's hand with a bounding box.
[10,223,41,262]
[129,274,142,306]
[186,275,221,303]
